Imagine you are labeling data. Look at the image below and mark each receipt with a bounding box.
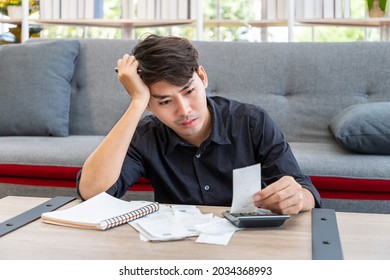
[195,217,239,245]
[230,163,261,213]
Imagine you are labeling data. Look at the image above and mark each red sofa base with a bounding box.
[1,164,389,200]
[0,164,151,192]
[310,176,390,200]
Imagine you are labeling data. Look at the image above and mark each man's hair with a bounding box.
[132,34,199,87]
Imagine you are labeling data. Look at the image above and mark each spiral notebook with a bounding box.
[41,192,159,230]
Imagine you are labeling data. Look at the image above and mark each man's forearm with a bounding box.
[78,101,146,200]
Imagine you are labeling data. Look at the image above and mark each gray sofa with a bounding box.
[1,39,389,213]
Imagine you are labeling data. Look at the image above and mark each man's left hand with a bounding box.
[253,176,315,214]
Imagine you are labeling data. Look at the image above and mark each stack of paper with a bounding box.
[129,204,239,245]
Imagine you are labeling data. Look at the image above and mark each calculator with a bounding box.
[222,209,290,228]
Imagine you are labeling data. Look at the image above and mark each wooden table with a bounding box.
[0,196,389,260]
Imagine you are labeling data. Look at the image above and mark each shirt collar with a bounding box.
[207,96,231,145]
[165,96,231,154]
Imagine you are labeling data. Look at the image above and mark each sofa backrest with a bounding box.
[69,39,136,136]
[71,39,390,143]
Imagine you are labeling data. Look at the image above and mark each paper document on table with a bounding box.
[230,163,261,213]
[195,216,240,245]
[129,204,213,242]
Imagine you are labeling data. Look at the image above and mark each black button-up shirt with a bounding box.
[101,96,321,207]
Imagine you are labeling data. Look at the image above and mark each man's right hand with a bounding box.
[117,54,150,107]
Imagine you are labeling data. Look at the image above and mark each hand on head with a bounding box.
[117,54,150,106]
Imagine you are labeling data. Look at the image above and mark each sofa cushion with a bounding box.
[329,102,390,155]
[0,135,104,167]
[0,40,80,136]
[290,142,390,179]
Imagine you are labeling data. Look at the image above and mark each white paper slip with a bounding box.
[195,216,239,235]
[171,205,202,215]
[131,215,190,241]
[175,212,213,236]
[230,163,261,213]
[195,217,240,245]
[196,231,236,246]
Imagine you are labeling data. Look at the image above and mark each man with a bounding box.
[77,34,321,214]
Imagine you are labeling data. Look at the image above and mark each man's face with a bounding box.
[147,66,211,146]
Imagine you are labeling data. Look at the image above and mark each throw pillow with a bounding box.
[0,40,80,136]
[329,102,390,154]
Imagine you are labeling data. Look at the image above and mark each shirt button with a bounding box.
[195,154,201,158]
[204,185,210,191]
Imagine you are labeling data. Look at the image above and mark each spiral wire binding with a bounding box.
[104,202,159,230]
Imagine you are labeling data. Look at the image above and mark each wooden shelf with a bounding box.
[201,19,288,28]
[4,17,388,29]
[297,18,390,27]
[248,19,288,28]
[0,18,288,29]
[203,19,249,28]
[30,18,195,29]
[0,19,22,25]
[3,16,390,42]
